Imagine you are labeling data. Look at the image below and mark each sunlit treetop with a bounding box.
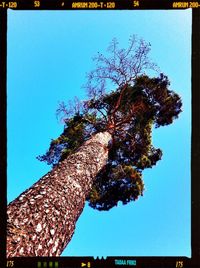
[38,36,182,211]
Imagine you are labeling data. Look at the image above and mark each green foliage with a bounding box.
[38,73,182,211]
[87,165,144,210]
[37,114,86,166]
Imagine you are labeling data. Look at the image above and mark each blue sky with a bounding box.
[7,9,191,257]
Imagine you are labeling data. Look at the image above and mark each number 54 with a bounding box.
[133,1,139,7]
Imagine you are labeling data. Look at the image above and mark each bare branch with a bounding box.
[84,35,159,97]
[56,97,84,124]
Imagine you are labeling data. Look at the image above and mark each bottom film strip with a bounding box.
[5,257,194,268]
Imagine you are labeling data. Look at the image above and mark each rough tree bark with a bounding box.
[7,132,112,257]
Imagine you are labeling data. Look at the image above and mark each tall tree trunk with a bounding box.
[7,131,112,257]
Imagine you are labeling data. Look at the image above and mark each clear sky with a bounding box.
[7,9,191,257]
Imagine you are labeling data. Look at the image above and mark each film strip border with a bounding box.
[6,256,193,268]
[0,0,200,10]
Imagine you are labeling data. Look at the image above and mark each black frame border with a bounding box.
[1,2,199,268]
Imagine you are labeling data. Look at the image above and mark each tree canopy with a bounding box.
[38,36,182,211]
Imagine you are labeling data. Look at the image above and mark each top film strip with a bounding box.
[0,0,200,10]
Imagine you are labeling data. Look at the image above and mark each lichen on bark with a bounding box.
[7,132,111,257]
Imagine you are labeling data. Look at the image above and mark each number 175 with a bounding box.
[176,261,184,268]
